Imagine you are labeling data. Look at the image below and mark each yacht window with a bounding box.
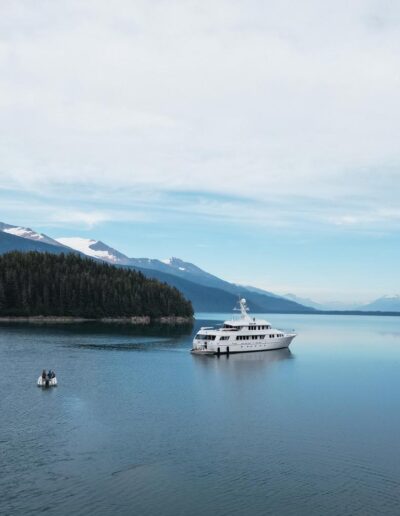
[196,334,216,340]
[220,336,230,341]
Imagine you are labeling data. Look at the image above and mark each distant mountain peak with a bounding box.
[56,237,131,265]
[0,221,64,247]
[160,257,187,267]
[356,294,400,312]
[160,257,212,275]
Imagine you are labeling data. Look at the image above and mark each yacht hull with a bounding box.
[192,334,296,355]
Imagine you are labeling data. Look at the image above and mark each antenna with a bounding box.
[233,297,250,319]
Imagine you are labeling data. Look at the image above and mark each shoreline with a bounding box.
[0,315,194,325]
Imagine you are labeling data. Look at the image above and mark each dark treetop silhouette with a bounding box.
[0,251,193,320]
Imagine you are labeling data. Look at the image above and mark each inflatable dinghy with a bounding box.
[37,376,57,387]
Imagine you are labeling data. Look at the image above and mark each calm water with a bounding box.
[1,314,400,515]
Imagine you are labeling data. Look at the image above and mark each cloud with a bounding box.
[1,0,400,229]
[331,207,400,227]
[49,210,116,229]
[0,192,149,229]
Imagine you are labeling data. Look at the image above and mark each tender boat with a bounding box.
[37,375,58,387]
[192,298,296,355]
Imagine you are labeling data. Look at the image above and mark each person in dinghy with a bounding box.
[37,369,58,387]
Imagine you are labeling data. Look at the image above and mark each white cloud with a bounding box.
[1,0,400,227]
[331,207,400,226]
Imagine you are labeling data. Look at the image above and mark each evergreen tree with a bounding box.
[0,252,193,319]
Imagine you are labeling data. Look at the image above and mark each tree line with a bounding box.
[0,251,194,319]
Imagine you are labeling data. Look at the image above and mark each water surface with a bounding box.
[1,314,400,515]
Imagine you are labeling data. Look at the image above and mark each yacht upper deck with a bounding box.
[221,318,271,329]
[200,299,273,332]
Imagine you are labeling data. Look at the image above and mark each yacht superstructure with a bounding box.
[192,298,296,355]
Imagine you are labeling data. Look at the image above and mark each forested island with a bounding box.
[0,252,193,322]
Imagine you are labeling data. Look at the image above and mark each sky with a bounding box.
[1,0,400,303]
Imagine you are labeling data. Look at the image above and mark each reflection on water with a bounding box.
[0,319,194,338]
[192,347,293,370]
[2,314,400,516]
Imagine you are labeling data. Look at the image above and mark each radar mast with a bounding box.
[234,298,251,320]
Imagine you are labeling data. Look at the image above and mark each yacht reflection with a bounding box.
[192,347,293,372]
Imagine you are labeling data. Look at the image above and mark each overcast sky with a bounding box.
[1,0,400,302]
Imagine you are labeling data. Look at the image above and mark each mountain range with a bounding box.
[0,220,398,313]
[284,293,400,312]
[0,221,313,313]
[357,295,400,312]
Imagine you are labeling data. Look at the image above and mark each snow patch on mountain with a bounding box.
[56,237,131,265]
[0,222,63,247]
[56,237,102,257]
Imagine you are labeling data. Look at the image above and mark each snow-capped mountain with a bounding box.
[56,237,132,265]
[129,256,226,285]
[45,234,313,312]
[0,222,64,247]
[0,220,315,313]
[161,257,209,275]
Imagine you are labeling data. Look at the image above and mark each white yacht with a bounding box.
[192,298,296,355]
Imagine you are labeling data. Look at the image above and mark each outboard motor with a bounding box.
[45,378,50,387]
